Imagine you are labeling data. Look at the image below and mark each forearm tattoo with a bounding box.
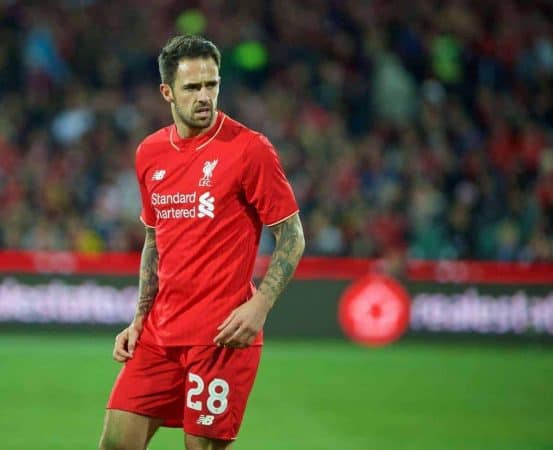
[135,227,159,319]
[258,213,305,307]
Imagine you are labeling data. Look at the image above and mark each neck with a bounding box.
[172,106,217,138]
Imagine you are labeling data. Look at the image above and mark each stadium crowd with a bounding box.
[0,0,552,261]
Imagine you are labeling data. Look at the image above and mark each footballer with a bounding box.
[98,35,305,450]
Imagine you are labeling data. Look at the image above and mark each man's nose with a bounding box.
[197,86,210,102]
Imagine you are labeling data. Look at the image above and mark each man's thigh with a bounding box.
[107,338,185,427]
[182,345,262,441]
[99,409,163,450]
[185,433,233,450]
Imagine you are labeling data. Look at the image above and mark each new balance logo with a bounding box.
[196,415,214,426]
[198,191,215,218]
[151,170,166,181]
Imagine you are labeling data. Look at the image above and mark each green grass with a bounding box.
[0,332,552,450]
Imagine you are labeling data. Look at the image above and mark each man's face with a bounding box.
[161,57,220,132]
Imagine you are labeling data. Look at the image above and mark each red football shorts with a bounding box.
[107,332,262,441]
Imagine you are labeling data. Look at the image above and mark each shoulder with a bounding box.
[244,131,276,161]
[136,125,171,157]
[224,116,277,165]
[241,130,282,172]
[135,126,171,179]
[220,113,271,150]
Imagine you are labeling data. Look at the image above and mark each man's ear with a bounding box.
[160,83,174,103]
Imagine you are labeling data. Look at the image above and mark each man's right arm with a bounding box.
[135,226,159,320]
[112,227,159,362]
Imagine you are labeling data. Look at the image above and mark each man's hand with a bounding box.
[112,319,143,362]
[214,214,304,349]
[214,294,271,348]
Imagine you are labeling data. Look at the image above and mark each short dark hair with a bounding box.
[158,35,221,87]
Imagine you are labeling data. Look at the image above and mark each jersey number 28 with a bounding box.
[186,372,230,415]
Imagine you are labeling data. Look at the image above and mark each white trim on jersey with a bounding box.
[139,215,156,228]
[196,114,226,151]
[168,113,226,152]
[169,127,180,151]
[266,210,299,228]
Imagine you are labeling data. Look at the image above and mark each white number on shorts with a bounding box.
[186,372,230,415]
[186,373,204,411]
[207,378,229,414]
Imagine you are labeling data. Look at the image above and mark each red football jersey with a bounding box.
[135,111,299,346]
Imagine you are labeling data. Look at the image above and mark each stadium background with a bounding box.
[0,1,552,449]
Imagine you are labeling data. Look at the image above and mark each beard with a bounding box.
[174,102,214,131]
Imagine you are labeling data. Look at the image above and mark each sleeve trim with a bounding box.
[139,216,156,228]
[266,210,299,227]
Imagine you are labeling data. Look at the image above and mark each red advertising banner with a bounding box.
[0,251,552,284]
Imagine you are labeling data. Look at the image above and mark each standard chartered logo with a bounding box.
[198,192,215,218]
[152,191,215,220]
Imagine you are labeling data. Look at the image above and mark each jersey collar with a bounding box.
[169,111,225,152]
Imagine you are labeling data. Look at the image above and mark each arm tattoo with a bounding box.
[258,213,305,308]
[135,227,159,319]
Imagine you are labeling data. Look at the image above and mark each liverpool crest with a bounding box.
[199,160,218,187]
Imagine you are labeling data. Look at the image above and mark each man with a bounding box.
[98,35,305,450]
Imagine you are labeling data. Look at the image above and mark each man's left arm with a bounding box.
[214,212,305,347]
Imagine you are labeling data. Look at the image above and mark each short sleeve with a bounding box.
[241,134,299,226]
[135,144,156,228]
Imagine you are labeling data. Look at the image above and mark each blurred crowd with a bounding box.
[0,0,552,261]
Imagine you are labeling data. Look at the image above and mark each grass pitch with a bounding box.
[0,332,552,450]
